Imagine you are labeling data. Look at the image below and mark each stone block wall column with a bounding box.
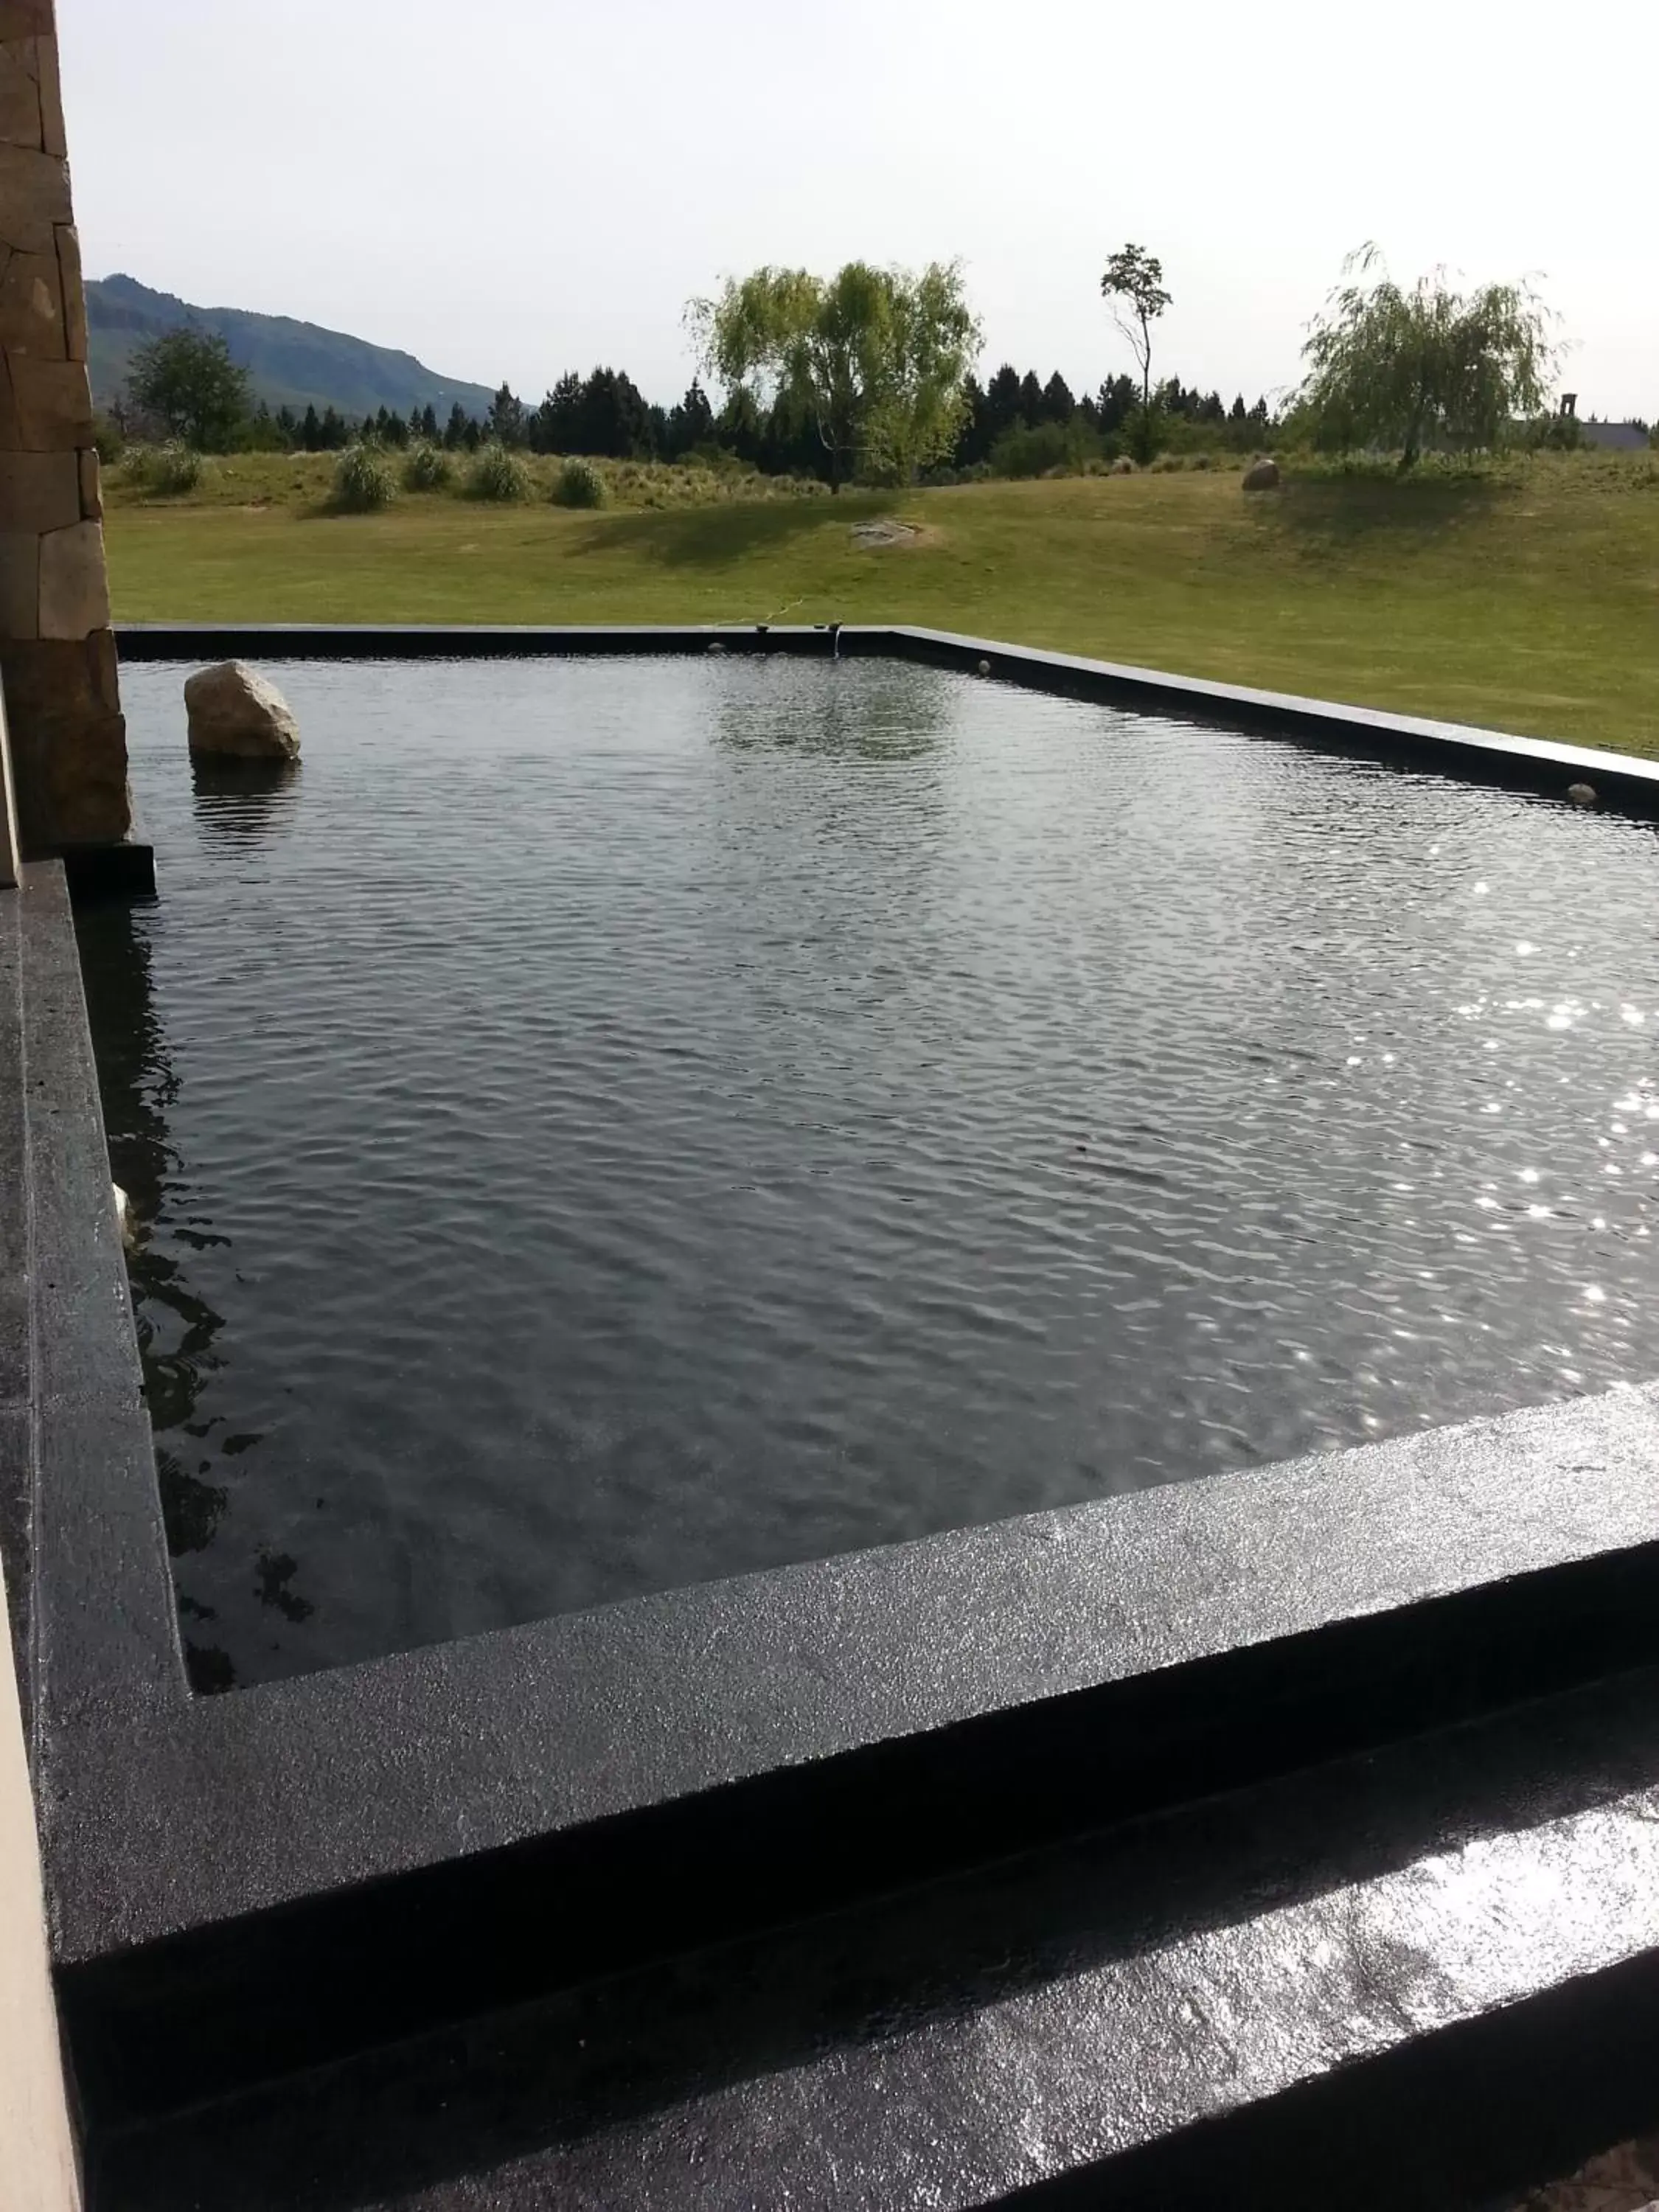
[0,0,128,855]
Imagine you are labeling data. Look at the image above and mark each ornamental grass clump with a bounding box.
[551,457,605,508]
[332,443,397,513]
[402,441,451,491]
[126,441,202,495]
[466,442,531,501]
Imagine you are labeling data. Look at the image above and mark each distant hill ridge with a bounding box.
[86,274,497,422]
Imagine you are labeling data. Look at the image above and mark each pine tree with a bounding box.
[320,406,348,450]
[486,382,526,447]
[1017,370,1044,425]
[419,403,439,442]
[1040,372,1074,424]
[1096,375,1136,434]
[301,403,322,450]
[984,365,1023,439]
[443,403,467,451]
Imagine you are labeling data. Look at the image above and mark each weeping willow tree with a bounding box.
[689,260,981,489]
[1298,246,1559,470]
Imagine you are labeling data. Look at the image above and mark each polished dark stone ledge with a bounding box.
[18,630,1659,2205]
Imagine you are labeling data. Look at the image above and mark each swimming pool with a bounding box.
[75,653,1659,1687]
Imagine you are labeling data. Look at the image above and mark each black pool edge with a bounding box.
[17,647,1659,2204]
[112,618,1659,815]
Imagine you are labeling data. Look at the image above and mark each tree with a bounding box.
[1298,246,1558,471]
[573,367,653,458]
[442,403,468,451]
[532,372,582,453]
[664,377,714,459]
[487,382,526,447]
[1100,245,1172,428]
[691,259,981,490]
[1040,371,1075,424]
[1095,373,1136,437]
[126,324,251,450]
[300,403,322,451]
[984,364,1023,441]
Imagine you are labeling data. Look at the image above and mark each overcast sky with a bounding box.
[60,0,1658,418]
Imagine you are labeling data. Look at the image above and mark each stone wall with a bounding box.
[0,0,126,855]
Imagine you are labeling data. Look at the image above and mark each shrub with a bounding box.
[401,442,451,491]
[91,411,126,465]
[125,441,203,495]
[551,457,605,509]
[466,442,530,501]
[989,419,1101,479]
[332,443,396,513]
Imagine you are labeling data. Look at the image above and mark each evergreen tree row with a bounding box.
[240,362,1278,474]
[953,366,1275,467]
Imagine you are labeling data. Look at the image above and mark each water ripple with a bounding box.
[73,655,1659,1688]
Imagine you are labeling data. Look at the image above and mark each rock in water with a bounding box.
[1242,456,1281,492]
[184,662,302,761]
[111,1182,136,1253]
[1565,782,1599,807]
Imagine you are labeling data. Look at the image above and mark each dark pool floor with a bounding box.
[75,657,1659,1688]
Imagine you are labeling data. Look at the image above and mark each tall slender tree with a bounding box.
[1100,244,1172,425]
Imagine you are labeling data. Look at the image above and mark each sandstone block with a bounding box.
[0,627,118,720]
[0,246,62,352]
[0,528,37,636]
[42,709,129,845]
[38,516,108,637]
[0,448,77,530]
[54,218,82,357]
[0,633,131,850]
[0,141,67,252]
[77,444,98,518]
[185,662,302,760]
[0,38,41,146]
[34,32,60,156]
[8,352,91,446]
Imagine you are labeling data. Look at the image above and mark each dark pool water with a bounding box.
[75,657,1659,1689]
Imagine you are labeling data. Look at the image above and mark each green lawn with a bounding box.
[105,452,1659,754]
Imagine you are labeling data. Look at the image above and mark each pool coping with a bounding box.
[24,631,1659,2201]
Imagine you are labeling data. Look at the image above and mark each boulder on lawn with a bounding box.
[1110,456,1136,476]
[184,662,301,762]
[1242,456,1281,492]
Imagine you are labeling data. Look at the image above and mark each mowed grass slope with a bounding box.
[105,453,1659,754]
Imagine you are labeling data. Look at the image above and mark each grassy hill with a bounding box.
[102,451,1659,755]
[88,274,497,422]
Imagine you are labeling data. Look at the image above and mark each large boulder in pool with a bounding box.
[1242,456,1281,492]
[184,662,301,762]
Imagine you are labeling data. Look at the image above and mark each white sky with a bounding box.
[60,0,1658,418]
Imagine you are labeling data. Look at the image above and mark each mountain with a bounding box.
[86,274,498,422]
